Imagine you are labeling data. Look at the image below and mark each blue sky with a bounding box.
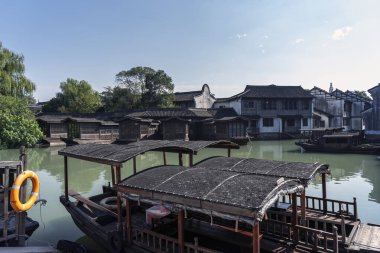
[1,0,380,101]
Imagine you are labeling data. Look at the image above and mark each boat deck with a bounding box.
[349,224,380,252]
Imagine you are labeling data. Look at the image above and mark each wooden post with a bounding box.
[227,147,231,157]
[189,154,193,167]
[179,152,183,166]
[117,193,122,230]
[163,152,167,165]
[64,156,69,200]
[115,165,121,184]
[3,167,10,243]
[178,209,185,253]
[291,193,298,243]
[252,222,260,253]
[125,197,132,245]
[17,146,27,246]
[301,189,306,225]
[111,166,115,186]
[133,157,137,175]
[332,226,338,253]
[322,173,327,214]
[353,197,358,221]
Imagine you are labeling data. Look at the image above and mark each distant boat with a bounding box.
[296,131,380,155]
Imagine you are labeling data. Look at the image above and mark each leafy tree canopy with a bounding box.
[353,90,372,100]
[108,66,174,110]
[0,96,42,149]
[0,42,35,99]
[43,78,101,113]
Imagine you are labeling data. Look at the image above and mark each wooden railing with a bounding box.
[296,225,338,253]
[261,219,339,253]
[280,195,357,220]
[132,228,221,253]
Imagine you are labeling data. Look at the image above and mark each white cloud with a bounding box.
[332,26,352,40]
[294,38,305,44]
[236,33,247,39]
[263,35,269,39]
[258,44,264,48]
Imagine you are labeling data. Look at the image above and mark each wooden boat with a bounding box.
[296,131,380,155]
[59,140,380,253]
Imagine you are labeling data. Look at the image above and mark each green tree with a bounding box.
[0,42,35,98]
[115,66,174,109]
[0,96,42,149]
[353,90,371,100]
[43,78,101,113]
[101,86,139,112]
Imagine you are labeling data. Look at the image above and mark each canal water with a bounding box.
[0,140,379,250]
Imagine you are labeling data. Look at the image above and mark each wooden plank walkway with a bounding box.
[349,224,380,252]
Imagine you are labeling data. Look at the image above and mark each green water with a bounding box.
[0,140,379,249]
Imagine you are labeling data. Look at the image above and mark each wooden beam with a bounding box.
[68,190,117,218]
[291,193,298,243]
[252,223,260,253]
[178,209,185,253]
[322,173,327,214]
[125,198,132,245]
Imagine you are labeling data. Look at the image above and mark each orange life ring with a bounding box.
[10,170,40,212]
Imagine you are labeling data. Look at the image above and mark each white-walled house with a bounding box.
[174,84,216,109]
[214,85,314,138]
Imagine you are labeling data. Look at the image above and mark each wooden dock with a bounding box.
[0,247,61,253]
[349,224,380,252]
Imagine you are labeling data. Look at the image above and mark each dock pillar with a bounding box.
[178,209,185,253]
[111,165,116,186]
[322,173,327,214]
[17,146,27,246]
[252,222,260,253]
[227,147,231,157]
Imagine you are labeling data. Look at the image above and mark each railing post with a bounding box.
[292,193,299,244]
[353,197,358,221]
[333,226,338,253]
[125,198,132,245]
[301,190,306,225]
[252,222,260,253]
[322,173,327,214]
[194,237,199,253]
[178,209,185,253]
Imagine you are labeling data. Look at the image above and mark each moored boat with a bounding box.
[58,140,380,253]
[296,131,380,155]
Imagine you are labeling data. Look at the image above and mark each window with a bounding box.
[263,118,274,127]
[283,100,298,110]
[320,121,325,128]
[343,118,351,126]
[262,100,276,110]
[302,118,308,127]
[244,101,254,108]
[287,119,295,127]
[302,100,309,110]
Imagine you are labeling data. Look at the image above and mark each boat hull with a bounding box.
[295,141,380,155]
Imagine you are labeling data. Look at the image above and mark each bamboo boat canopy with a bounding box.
[58,140,239,166]
[195,157,329,183]
[118,159,328,224]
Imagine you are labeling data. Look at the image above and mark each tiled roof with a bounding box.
[243,85,314,98]
[127,108,212,119]
[174,90,202,102]
[207,108,238,119]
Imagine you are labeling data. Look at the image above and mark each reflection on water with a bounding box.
[0,140,379,248]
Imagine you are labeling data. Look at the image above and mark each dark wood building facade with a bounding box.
[118,116,159,142]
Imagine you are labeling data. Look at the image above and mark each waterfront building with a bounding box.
[117,116,159,142]
[174,84,216,108]
[214,85,314,139]
[363,83,380,136]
